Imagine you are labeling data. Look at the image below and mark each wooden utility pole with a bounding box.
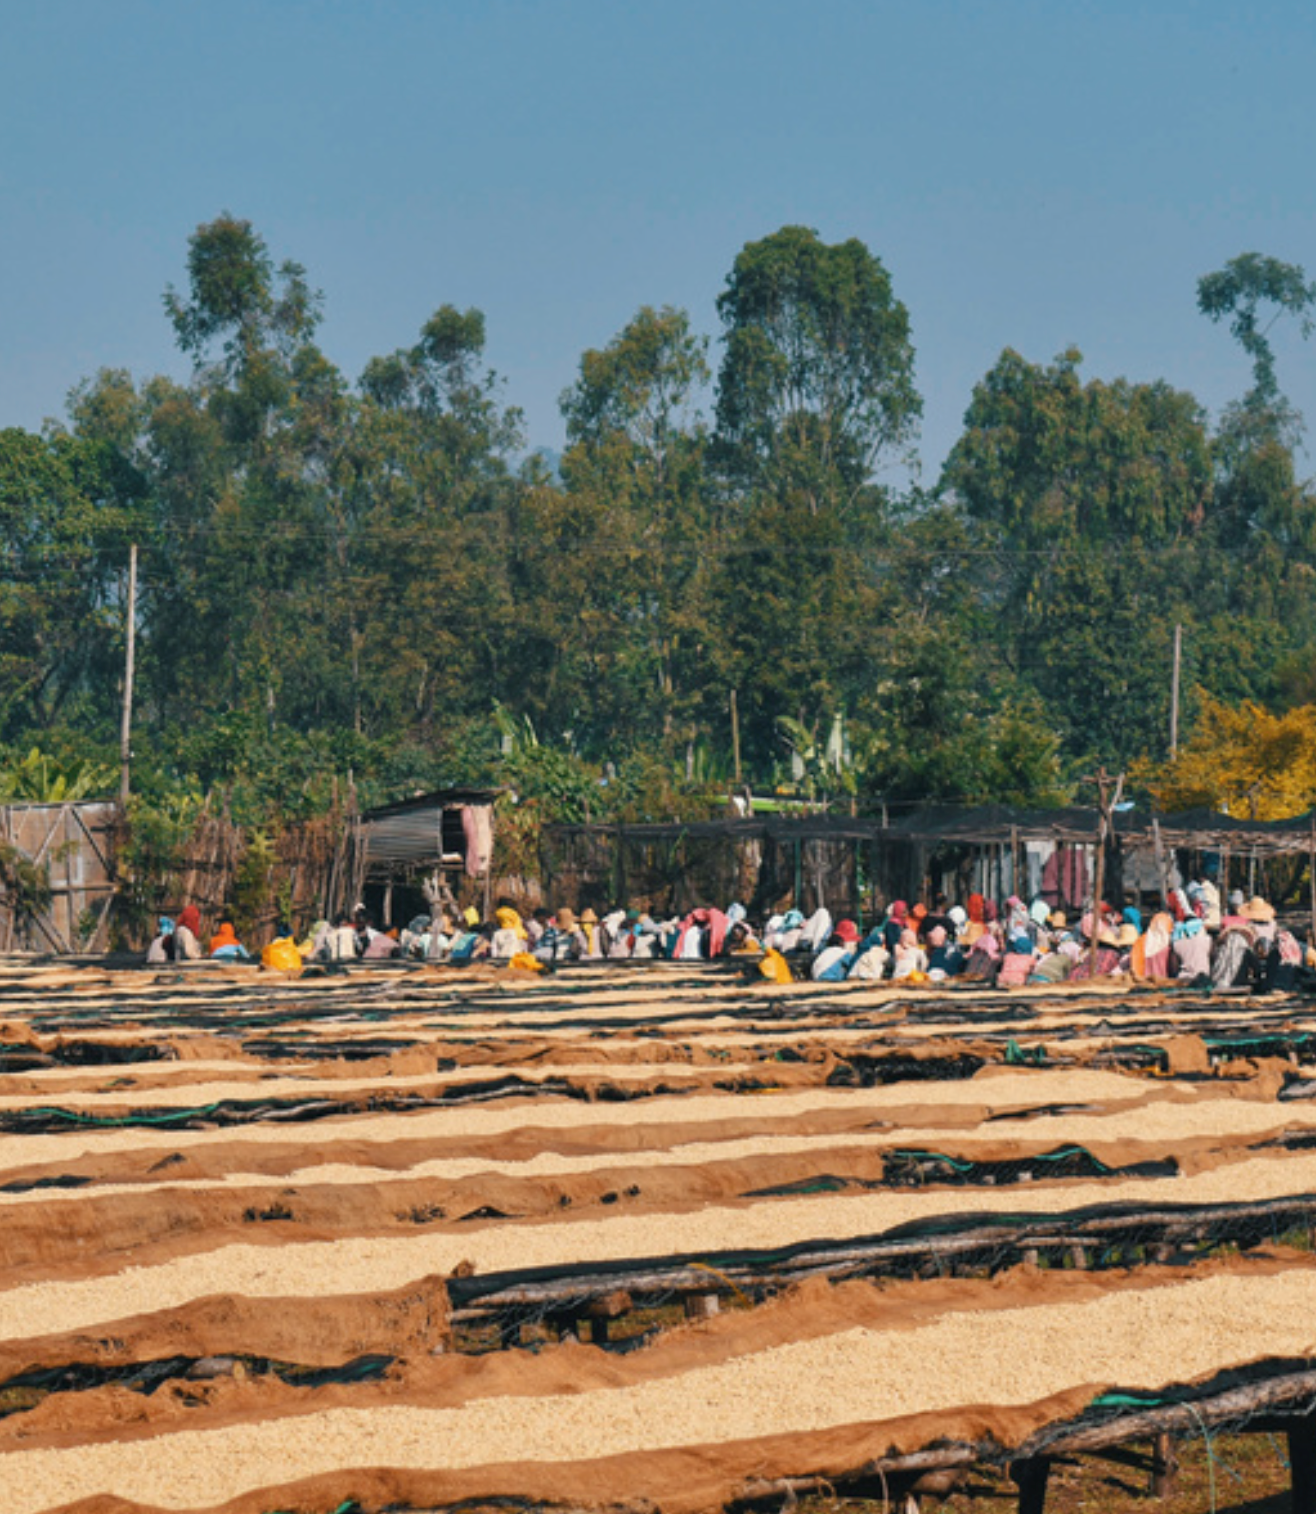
[1170,622,1182,758]
[118,543,138,809]
[729,689,742,785]
[1084,767,1125,978]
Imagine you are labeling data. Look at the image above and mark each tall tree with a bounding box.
[0,429,131,740]
[714,226,920,513]
[942,348,1215,763]
[1197,252,1316,435]
[550,306,712,750]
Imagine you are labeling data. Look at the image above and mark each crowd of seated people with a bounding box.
[147,884,1315,992]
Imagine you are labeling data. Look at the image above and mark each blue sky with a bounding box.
[2,0,1314,477]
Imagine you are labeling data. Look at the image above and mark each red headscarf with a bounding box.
[177,905,201,935]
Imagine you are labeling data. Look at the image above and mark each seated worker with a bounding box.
[209,918,250,960]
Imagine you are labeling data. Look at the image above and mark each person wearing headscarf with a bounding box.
[882,900,909,954]
[925,922,963,981]
[1172,918,1212,982]
[674,907,729,960]
[146,916,176,964]
[1020,898,1053,954]
[631,913,663,959]
[490,907,525,959]
[494,904,526,938]
[963,893,987,947]
[1130,911,1174,979]
[1028,941,1075,984]
[962,924,1003,984]
[174,904,203,961]
[799,908,833,953]
[767,909,806,953]
[997,932,1038,987]
[1266,928,1307,992]
[812,919,860,981]
[1194,877,1222,930]
[891,928,928,981]
[261,922,303,972]
[577,907,604,960]
[1211,920,1258,990]
[1222,890,1248,928]
[602,910,631,958]
[400,914,433,957]
[847,927,890,980]
[209,918,250,960]
[725,920,761,955]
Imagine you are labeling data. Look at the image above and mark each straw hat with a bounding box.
[555,907,577,929]
[1049,910,1067,929]
[580,908,598,924]
[1115,923,1139,948]
[1241,897,1276,923]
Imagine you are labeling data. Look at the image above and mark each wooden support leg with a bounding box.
[1289,1418,1316,1514]
[1014,1457,1050,1514]
[1148,1431,1178,1497]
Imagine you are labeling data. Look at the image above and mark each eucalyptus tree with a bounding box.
[547,305,713,753]
[713,225,920,516]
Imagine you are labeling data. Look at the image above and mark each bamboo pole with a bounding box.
[118,543,138,810]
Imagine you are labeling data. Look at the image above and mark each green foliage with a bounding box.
[0,747,115,803]
[14,214,1316,843]
[714,225,920,508]
[0,841,51,921]
[230,828,277,934]
[1197,252,1315,428]
[500,744,599,823]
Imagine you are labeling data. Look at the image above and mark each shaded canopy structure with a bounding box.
[541,804,1316,919]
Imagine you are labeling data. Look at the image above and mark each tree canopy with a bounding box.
[2,217,1313,833]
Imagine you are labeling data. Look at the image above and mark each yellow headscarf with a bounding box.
[495,906,527,939]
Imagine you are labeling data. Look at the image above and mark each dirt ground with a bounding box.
[799,1432,1291,1512]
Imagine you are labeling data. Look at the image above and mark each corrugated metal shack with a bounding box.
[0,800,118,952]
[541,804,1316,920]
[353,788,499,923]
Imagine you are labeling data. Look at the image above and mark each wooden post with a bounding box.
[1289,1417,1316,1514]
[730,689,742,785]
[1149,1430,1178,1497]
[1013,1456,1051,1514]
[118,542,138,809]
[1152,818,1171,906]
[1170,622,1182,758]
[1085,769,1125,978]
[1089,810,1107,979]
